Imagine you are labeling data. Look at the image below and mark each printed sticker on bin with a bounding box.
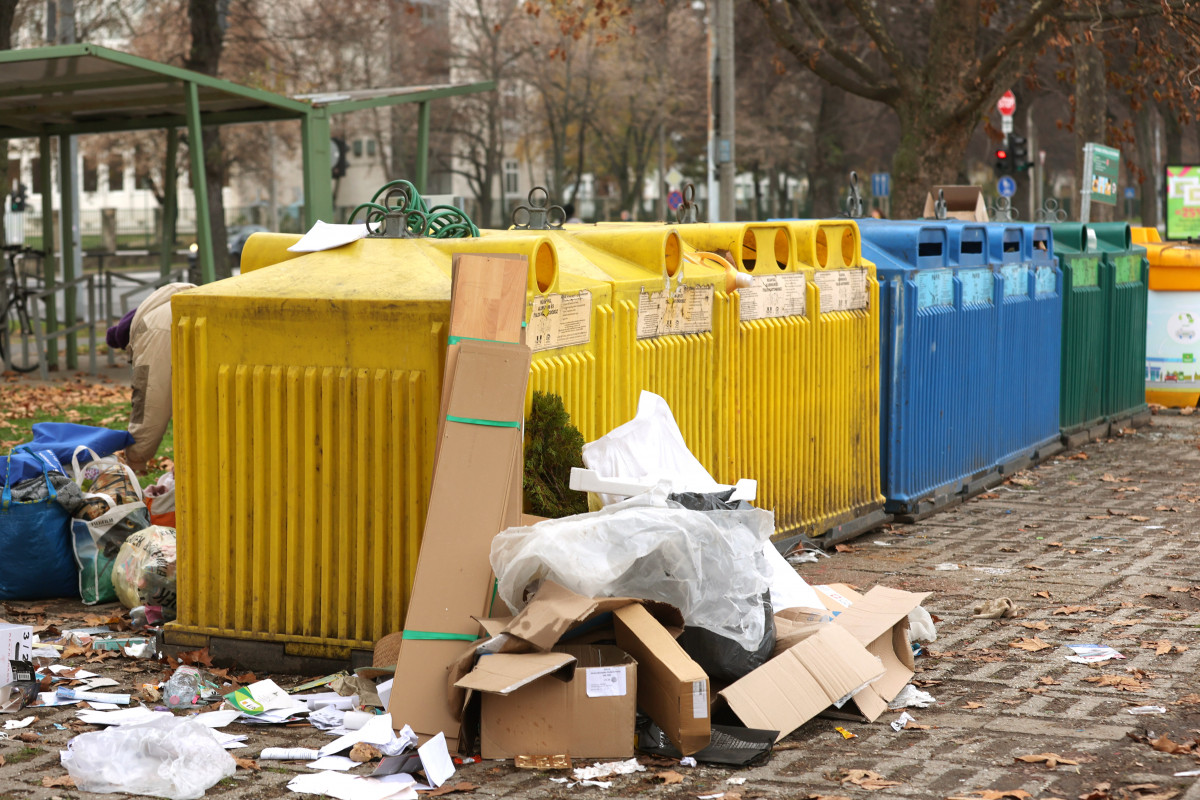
[585,667,627,698]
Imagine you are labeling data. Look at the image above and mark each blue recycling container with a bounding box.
[859,220,1000,517]
[986,222,1063,471]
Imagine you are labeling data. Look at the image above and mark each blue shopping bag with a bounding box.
[0,457,77,600]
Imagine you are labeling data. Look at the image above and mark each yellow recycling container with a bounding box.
[167,234,574,663]
[1132,227,1200,407]
[239,232,303,274]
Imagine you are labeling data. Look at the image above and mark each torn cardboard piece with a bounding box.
[718,625,885,742]
[923,186,989,222]
[817,584,930,721]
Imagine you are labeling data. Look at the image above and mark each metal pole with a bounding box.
[1026,104,1037,221]
[716,0,735,221]
[185,81,215,285]
[58,133,77,369]
[657,123,667,221]
[705,3,718,222]
[416,100,430,194]
[300,109,333,227]
[161,126,178,279]
[39,134,57,367]
[1080,143,1093,224]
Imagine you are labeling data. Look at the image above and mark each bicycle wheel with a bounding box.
[1,296,40,373]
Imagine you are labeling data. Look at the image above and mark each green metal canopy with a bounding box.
[0,43,492,369]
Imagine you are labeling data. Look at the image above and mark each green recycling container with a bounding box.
[1092,223,1149,423]
[1050,224,1105,434]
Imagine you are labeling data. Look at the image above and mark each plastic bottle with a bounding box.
[163,665,202,708]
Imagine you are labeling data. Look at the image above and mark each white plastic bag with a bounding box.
[582,391,723,506]
[490,488,774,649]
[61,714,235,800]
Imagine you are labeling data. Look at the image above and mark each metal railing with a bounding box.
[100,267,187,366]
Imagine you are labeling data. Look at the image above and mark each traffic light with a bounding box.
[1009,134,1029,172]
[330,137,349,179]
[994,136,1013,175]
[10,182,26,213]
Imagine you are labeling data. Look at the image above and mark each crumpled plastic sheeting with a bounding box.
[61,715,235,800]
[491,488,774,650]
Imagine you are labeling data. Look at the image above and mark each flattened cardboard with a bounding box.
[612,603,710,756]
[477,645,636,760]
[830,586,929,720]
[390,339,530,746]
[454,652,576,695]
[718,625,885,742]
[924,185,989,222]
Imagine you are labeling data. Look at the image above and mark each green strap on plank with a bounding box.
[447,335,506,346]
[401,630,479,641]
[446,415,521,428]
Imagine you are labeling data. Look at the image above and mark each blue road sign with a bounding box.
[1124,187,1136,199]
[997,176,1016,198]
[668,190,684,211]
[871,172,890,198]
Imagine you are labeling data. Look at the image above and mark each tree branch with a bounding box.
[840,0,911,83]
[782,0,883,85]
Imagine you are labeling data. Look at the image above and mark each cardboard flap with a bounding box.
[815,583,861,611]
[832,587,929,647]
[444,341,531,423]
[924,186,989,222]
[455,652,577,695]
[497,581,683,651]
[719,625,885,742]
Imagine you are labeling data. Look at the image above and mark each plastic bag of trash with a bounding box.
[112,526,177,619]
[61,714,235,800]
[491,487,773,650]
[582,391,725,506]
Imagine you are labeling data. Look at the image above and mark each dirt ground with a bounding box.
[4,412,1200,800]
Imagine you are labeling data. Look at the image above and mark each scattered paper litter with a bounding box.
[305,692,358,712]
[193,709,242,728]
[56,687,131,705]
[49,665,99,679]
[262,748,321,761]
[309,705,348,732]
[786,551,819,564]
[1127,705,1167,715]
[416,733,456,788]
[75,707,164,726]
[287,221,371,254]
[680,757,697,767]
[972,566,1012,575]
[319,717,416,758]
[4,716,34,730]
[726,777,746,785]
[572,758,645,781]
[307,755,360,771]
[1175,769,1200,777]
[376,680,393,711]
[85,702,121,711]
[81,677,119,689]
[890,711,916,731]
[935,563,961,571]
[698,794,725,799]
[888,685,936,709]
[209,729,249,749]
[34,692,78,708]
[287,771,417,800]
[1064,644,1125,664]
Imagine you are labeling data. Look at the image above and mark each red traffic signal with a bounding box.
[995,148,1009,160]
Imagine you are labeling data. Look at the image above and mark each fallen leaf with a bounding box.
[1169,586,1192,593]
[42,776,75,788]
[1025,564,1045,571]
[1141,593,1166,599]
[1086,515,1110,520]
[1014,752,1079,767]
[806,795,853,800]
[16,731,39,742]
[1155,506,1179,512]
[1176,694,1200,705]
[841,770,902,790]
[903,721,930,730]
[1010,637,1053,652]
[947,790,1033,800]
[1142,641,1174,656]
[655,771,685,785]
[234,757,259,772]
[349,742,383,762]
[978,493,999,499]
[961,701,985,709]
[1129,516,1151,522]
[1109,619,1143,627]
[1038,676,1061,685]
[1084,675,1147,692]
[1022,687,1048,694]
[1046,542,1063,547]
[1149,733,1195,754]
[834,544,857,554]
[61,643,88,659]
[1033,591,1052,599]
[1070,452,1090,460]
[1019,620,1051,631]
[1053,606,1099,615]
[425,782,478,796]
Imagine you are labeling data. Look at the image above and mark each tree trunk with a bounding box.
[1159,102,1182,165]
[809,84,847,218]
[184,0,231,280]
[0,0,15,248]
[1072,22,1111,223]
[890,106,974,220]
[1134,107,1158,229]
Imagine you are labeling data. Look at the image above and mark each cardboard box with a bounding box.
[612,603,711,756]
[450,581,707,755]
[816,583,930,720]
[923,186,989,222]
[472,644,637,759]
[718,624,885,742]
[0,623,32,686]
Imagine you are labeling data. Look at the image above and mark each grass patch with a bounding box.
[217,778,238,788]
[6,746,43,764]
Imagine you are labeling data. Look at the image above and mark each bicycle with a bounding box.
[1,244,45,373]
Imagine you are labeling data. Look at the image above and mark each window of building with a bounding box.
[353,140,363,158]
[83,156,98,192]
[108,156,124,191]
[136,163,151,190]
[366,139,376,157]
[504,159,519,195]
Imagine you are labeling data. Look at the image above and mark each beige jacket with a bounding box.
[125,283,195,467]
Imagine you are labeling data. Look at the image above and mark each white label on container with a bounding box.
[636,284,714,339]
[959,268,994,305]
[1001,264,1030,297]
[585,667,627,698]
[692,680,709,719]
[814,269,868,312]
[1035,265,1056,295]
[738,273,806,321]
[915,269,954,309]
[816,584,854,608]
[528,291,592,352]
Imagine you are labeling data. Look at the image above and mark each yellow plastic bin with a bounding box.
[1133,227,1200,407]
[167,235,567,665]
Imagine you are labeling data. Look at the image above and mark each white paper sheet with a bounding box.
[762,543,824,611]
[306,755,360,771]
[287,771,416,800]
[416,732,455,788]
[376,679,392,711]
[75,707,164,726]
[194,709,242,728]
[319,716,415,758]
[287,221,370,253]
[4,716,35,729]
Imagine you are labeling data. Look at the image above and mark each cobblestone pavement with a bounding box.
[5,413,1200,800]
